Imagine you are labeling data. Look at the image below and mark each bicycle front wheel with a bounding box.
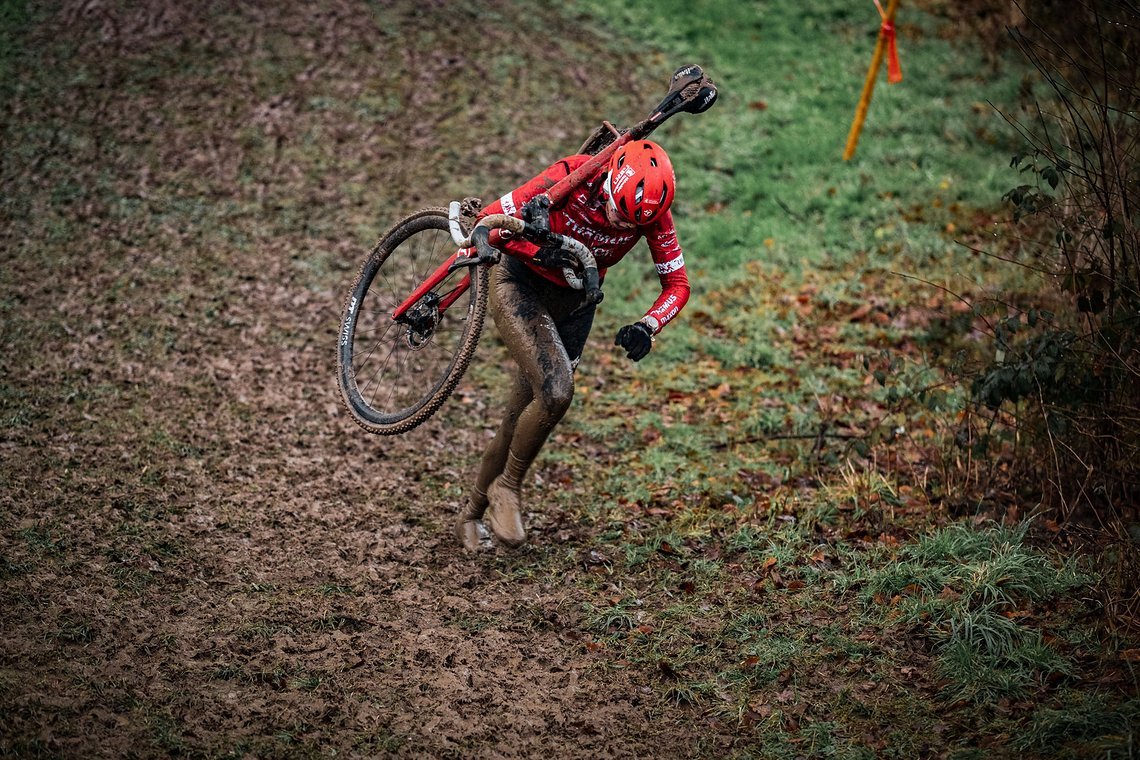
[338,207,489,435]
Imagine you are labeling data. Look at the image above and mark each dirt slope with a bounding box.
[0,0,729,756]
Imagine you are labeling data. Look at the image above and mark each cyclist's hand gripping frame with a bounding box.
[449,207,604,301]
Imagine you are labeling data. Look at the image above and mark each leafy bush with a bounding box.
[958,3,1139,523]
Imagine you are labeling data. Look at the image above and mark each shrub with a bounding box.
[962,3,1139,521]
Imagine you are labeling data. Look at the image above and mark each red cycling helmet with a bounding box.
[603,140,675,225]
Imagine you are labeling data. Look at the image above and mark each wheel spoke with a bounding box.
[338,209,487,433]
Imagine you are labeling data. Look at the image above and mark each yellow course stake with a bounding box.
[843,0,903,161]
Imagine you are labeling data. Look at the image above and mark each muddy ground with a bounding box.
[0,1,740,757]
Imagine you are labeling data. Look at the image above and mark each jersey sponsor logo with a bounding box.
[499,192,517,216]
[649,294,679,317]
[651,303,680,327]
[651,229,678,248]
[656,254,685,275]
[563,215,634,248]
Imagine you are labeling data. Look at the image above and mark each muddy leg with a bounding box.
[458,258,590,550]
[455,372,531,551]
[484,311,575,547]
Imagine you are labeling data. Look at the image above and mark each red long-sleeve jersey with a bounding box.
[478,154,690,335]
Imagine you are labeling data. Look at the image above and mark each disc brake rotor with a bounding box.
[402,293,441,350]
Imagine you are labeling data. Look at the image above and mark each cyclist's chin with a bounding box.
[605,209,634,230]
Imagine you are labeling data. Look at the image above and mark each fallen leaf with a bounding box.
[849,302,874,322]
[747,703,773,719]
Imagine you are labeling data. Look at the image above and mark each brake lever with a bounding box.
[446,226,500,274]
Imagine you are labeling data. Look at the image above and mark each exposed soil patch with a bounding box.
[0,1,722,756]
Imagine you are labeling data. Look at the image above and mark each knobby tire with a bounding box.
[337,207,488,435]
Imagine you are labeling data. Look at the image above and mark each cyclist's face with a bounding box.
[604,197,635,230]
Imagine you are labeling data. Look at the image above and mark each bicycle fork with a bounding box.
[391,249,471,322]
[390,227,506,323]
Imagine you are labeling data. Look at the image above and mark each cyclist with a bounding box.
[455,139,691,550]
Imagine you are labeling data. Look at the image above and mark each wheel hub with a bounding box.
[402,293,441,350]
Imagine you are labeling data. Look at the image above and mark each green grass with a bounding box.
[842,522,1093,702]
[567,0,1041,403]
[576,0,1027,271]
[1017,692,1140,760]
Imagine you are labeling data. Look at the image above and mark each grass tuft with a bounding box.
[849,521,1093,703]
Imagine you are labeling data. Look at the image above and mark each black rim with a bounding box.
[339,213,475,428]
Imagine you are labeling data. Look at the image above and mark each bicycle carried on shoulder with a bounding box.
[337,65,717,435]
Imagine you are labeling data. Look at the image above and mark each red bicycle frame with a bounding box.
[389,129,634,323]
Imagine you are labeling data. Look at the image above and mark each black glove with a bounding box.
[615,322,654,362]
[532,244,580,271]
